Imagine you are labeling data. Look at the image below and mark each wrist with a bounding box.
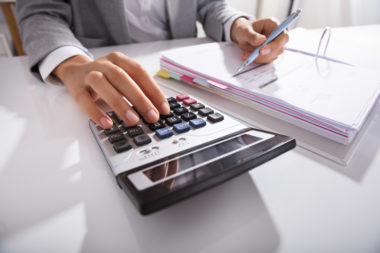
[53,54,92,82]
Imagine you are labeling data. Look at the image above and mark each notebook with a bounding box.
[158,41,380,145]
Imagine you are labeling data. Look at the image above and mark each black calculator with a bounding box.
[89,92,295,214]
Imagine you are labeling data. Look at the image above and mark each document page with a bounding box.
[162,42,379,127]
[161,42,380,141]
[161,43,279,91]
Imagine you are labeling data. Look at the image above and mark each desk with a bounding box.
[1,26,380,253]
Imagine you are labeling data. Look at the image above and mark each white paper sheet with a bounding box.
[160,42,380,143]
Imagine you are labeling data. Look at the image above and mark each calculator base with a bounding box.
[116,129,295,215]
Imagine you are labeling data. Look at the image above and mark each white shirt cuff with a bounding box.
[39,46,93,85]
[224,14,256,42]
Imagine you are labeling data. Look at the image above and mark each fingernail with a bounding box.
[262,48,271,55]
[100,116,113,128]
[126,110,139,124]
[146,109,158,122]
[159,101,170,114]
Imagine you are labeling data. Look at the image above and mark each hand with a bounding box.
[230,17,289,63]
[53,52,170,129]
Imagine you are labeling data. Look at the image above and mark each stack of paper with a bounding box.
[158,42,380,144]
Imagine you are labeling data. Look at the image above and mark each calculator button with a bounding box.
[190,103,205,111]
[181,112,197,121]
[166,116,182,126]
[169,102,181,109]
[133,134,152,146]
[160,112,174,119]
[108,132,126,143]
[198,107,214,117]
[176,94,189,101]
[127,126,144,137]
[167,97,177,103]
[113,140,132,153]
[155,127,174,139]
[183,98,197,106]
[104,125,120,135]
[173,122,191,133]
[189,118,206,128]
[148,120,166,131]
[207,113,224,123]
[173,107,189,115]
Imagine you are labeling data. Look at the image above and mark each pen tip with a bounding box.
[233,66,244,77]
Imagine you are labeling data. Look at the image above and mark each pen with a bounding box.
[233,8,302,77]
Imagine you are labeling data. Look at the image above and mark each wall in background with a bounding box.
[257,0,290,20]
[293,0,380,28]
[227,0,258,16]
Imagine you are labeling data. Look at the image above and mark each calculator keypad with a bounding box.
[103,94,224,153]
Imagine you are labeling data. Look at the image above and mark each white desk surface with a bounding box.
[0,26,380,253]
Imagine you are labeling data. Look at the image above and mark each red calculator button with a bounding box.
[176,94,189,101]
[183,98,197,106]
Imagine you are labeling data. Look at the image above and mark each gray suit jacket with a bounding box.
[16,0,243,71]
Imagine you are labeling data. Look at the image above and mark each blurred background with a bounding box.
[1,0,380,57]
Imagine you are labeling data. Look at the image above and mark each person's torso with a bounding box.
[70,0,198,47]
[124,0,169,43]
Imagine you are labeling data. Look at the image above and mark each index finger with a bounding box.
[107,52,170,115]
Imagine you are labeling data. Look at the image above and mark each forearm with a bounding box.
[16,0,86,72]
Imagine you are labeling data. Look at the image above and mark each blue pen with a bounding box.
[233,8,302,77]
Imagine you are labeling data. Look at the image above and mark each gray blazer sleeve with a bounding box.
[16,0,88,71]
[196,0,246,41]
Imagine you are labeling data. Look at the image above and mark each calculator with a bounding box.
[89,93,295,214]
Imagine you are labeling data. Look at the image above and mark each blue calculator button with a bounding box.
[189,118,206,128]
[155,127,174,139]
[173,122,190,133]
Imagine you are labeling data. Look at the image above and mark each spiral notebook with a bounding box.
[158,38,380,145]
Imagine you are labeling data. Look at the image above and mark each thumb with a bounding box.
[238,29,267,52]
[246,30,266,47]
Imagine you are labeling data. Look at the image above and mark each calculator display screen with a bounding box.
[142,134,261,185]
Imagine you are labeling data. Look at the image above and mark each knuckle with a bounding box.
[86,71,103,84]
[132,61,145,74]
[96,61,121,79]
[107,51,124,61]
